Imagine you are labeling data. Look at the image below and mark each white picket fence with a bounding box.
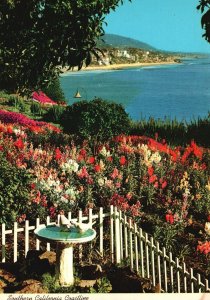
[1,205,210,293]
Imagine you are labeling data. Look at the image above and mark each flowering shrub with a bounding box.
[0,109,60,133]
[32,91,57,105]
[0,118,210,275]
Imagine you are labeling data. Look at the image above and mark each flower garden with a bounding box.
[0,107,209,285]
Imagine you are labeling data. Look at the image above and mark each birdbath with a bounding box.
[34,225,96,286]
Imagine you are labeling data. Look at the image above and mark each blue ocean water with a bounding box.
[60,57,210,122]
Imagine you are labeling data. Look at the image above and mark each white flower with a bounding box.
[61,159,79,173]
[13,128,25,136]
[65,187,79,201]
[205,222,210,235]
[151,152,161,164]
[38,176,61,192]
[100,146,110,157]
[98,178,105,187]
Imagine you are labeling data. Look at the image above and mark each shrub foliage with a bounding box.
[60,98,131,142]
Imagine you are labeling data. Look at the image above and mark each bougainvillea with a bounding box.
[32,91,57,105]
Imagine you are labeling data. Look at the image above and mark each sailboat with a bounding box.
[74,89,82,98]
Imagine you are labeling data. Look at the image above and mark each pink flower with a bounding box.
[77,166,89,179]
[110,168,119,179]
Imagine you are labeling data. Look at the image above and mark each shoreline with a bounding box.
[61,61,179,73]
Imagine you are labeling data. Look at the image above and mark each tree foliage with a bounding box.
[0,0,130,94]
[197,0,210,43]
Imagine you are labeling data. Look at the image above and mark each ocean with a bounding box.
[60,57,210,122]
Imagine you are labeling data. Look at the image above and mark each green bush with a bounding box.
[44,105,65,123]
[130,114,210,147]
[42,78,66,104]
[7,95,27,112]
[30,101,43,116]
[60,98,131,142]
[0,154,33,226]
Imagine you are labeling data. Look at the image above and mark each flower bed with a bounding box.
[32,91,57,105]
[0,118,209,277]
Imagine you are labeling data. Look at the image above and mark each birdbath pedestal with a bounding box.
[34,225,96,286]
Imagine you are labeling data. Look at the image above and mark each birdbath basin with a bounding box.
[34,225,96,286]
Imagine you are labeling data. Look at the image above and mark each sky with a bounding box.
[104,0,210,53]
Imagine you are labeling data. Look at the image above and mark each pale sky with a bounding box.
[104,0,210,53]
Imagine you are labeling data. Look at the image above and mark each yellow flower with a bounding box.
[195,194,201,200]
[206,181,210,192]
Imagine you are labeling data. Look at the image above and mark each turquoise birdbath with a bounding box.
[34,225,96,286]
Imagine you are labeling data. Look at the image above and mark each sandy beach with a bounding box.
[62,60,179,73]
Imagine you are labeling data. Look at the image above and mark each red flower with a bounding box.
[161,181,167,189]
[94,164,101,172]
[7,126,13,134]
[107,156,113,162]
[148,166,154,176]
[55,148,62,160]
[154,181,159,188]
[119,156,126,165]
[149,174,157,183]
[166,214,174,224]
[79,148,87,157]
[0,145,3,151]
[88,156,95,164]
[14,138,24,149]
[165,214,170,222]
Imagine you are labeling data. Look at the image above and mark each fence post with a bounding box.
[150,237,155,287]
[139,228,145,278]
[190,268,194,293]
[169,252,174,292]
[134,223,139,273]
[163,247,168,292]
[156,241,161,292]
[110,205,114,263]
[78,210,83,263]
[99,207,103,257]
[2,224,6,263]
[36,218,40,251]
[14,222,18,263]
[182,261,187,293]
[119,210,123,261]
[176,258,181,293]
[145,233,150,278]
[46,216,51,251]
[124,214,128,258]
[129,218,133,271]
[25,220,29,257]
[114,206,121,264]
[197,273,202,293]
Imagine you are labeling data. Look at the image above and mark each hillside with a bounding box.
[97,33,156,50]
